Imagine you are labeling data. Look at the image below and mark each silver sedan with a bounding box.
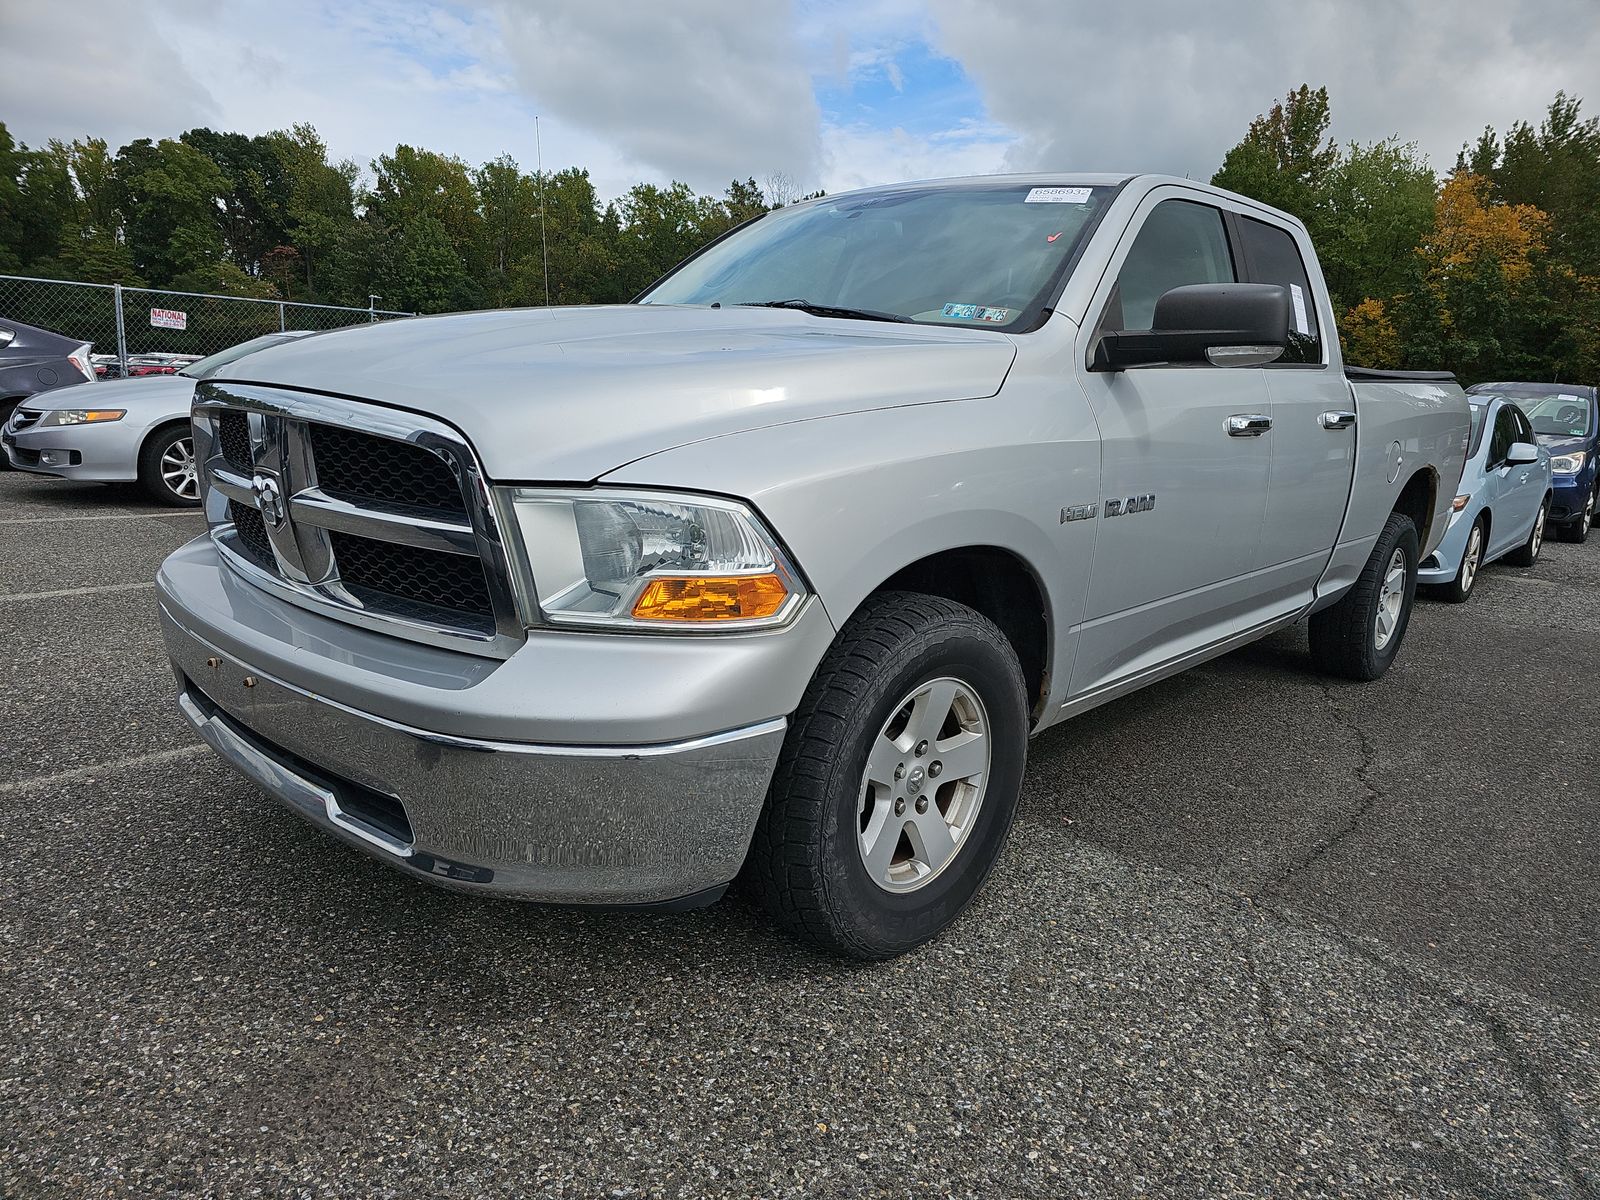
[2,331,315,506]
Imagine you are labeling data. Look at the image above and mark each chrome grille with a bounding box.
[11,409,44,432]
[193,381,522,658]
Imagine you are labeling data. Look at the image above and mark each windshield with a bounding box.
[1476,388,1593,438]
[639,183,1117,331]
[181,332,303,379]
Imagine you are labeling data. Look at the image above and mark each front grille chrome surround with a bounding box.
[193,381,524,659]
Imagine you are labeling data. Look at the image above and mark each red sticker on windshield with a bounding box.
[1046,231,1063,243]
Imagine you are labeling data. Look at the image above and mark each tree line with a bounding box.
[0,122,795,314]
[1,88,1596,383]
[1213,86,1599,383]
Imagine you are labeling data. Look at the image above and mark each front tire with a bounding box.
[138,424,201,507]
[1308,512,1419,681]
[1506,498,1548,565]
[1435,515,1485,604]
[746,592,1029,959]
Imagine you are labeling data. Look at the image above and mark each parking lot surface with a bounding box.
[2,468,1596,1198]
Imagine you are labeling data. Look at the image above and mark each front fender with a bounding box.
[603,388,1099,714]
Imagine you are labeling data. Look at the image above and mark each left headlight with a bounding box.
[1551,451,1586,475]
[500,488,806,631]
[37,409,125,426]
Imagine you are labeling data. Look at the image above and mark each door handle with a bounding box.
[1319,410,1357,430]
[1227,414,1272,437]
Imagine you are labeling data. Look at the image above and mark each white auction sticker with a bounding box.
[1289,284,1311,335]
[1024,187,1092,204]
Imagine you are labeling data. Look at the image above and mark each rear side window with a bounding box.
[1103,200,1235,332]
[1236,217,1321,365]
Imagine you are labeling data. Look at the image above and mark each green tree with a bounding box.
[266,124,359,298]
[1211,85,1339,226]
[114,137,229,283]
[1316,138,1437,314]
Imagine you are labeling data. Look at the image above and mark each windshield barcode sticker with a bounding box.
[1024,187,1092,204]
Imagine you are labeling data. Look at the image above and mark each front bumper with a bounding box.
[1549,475,1594,525]
[2,418,141,482]
[157,536,835,905]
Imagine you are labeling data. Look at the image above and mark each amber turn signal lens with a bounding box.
[1452,494,1470,511]
[631,574,789,621]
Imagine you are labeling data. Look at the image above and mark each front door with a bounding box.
[1069,192,1273,699]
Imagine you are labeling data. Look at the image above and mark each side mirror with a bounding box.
[1091,283,1291,371]
[1506,441,1539,466]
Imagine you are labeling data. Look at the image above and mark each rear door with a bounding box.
[1068,191,1273,698]
[1232,214,1356,617]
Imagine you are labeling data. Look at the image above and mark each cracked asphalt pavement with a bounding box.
[2,468,1596,1198]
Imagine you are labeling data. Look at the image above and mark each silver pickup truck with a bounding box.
[157,174,1469,958]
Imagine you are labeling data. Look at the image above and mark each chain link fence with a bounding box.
[0,274,413,376]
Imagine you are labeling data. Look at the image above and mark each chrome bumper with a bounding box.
[161,606,787,905]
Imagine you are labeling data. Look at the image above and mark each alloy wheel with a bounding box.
[1374,547,1407,651]
[160,437,199,501]
[857,676,991,893]
[1460,524,1483,595]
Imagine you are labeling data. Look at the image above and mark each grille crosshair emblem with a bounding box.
[251,472,285,529]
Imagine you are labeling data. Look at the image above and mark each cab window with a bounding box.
[1235,216,1321,364]
[1101,200,1235,334]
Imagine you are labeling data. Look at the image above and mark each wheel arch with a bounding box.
[859,544,1052,723]
[1393,466,1439,548]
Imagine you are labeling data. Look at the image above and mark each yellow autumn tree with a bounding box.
[1417,171,1549,288]
[1341,298,1401,368]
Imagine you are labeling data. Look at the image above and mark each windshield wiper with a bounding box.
[737,299,912,324]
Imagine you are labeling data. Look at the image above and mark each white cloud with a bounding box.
[487,0,824,195]
[0,0,219,152]
[820,120,1015,193]
[926,0,1600,180]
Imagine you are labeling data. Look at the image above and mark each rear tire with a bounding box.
[1506,498,1548,565]
[1309,512,1419,681]
[746,591,1029,959]
[138,424,201,507]
[1434,515,1485,604]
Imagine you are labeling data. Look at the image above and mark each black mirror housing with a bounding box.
[1092,283,1292,371]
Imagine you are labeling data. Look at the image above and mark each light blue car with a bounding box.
[1419,394,1552,601]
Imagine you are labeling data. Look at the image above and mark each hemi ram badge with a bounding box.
[1104,494,1157,518]
[1060,504,1096,523]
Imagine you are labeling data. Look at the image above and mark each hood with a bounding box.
[210,305,1017,480]
[21,373,195,413]
[1535,432,1589,457]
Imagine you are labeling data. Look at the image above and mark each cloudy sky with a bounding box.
[2,0,1597,200]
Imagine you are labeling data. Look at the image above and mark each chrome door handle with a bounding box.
[1319,410,1357,430]
[1227,414,1272,437]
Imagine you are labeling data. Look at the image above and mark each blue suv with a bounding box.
[1467,383,1599,542]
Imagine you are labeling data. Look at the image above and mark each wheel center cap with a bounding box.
[906,766,925,796]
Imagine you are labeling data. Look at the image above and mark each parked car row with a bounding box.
[1414,383,1598,603]
[92,352,205,380]
[3,330,316,504]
